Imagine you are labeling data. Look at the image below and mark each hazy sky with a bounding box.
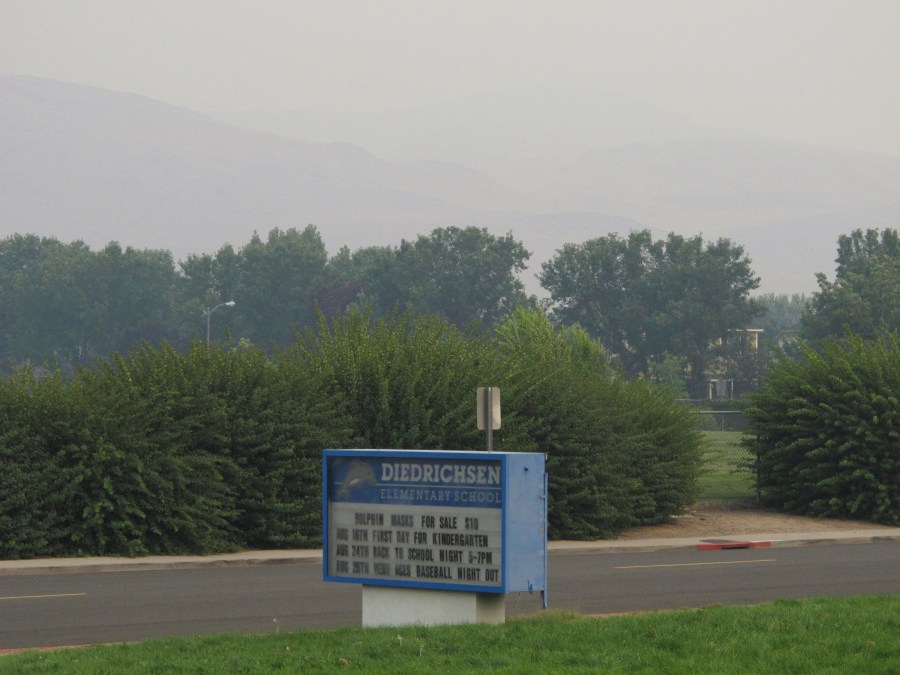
[2,0,899,157]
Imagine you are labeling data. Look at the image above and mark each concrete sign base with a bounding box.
[361,586,506,627]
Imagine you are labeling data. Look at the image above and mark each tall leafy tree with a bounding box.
[641,234,762,395]
[537,232,650,355]
[540,230,762,397]
[802,228,900,341]
[0,235,89,368]
[0,235,180,370]
[233,226,329,345]
[78,243,181,357]
[178,226,329,346]
[752,293,809,364]
[178,245,239,307]
[756,293,808,339]
[177,243,243,342]
[394,226,534,329]
[320,244,402,319]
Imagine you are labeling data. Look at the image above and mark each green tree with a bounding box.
[178,227,329,347]
[0,236,181,371]
[178,245,240,308]
[78,243,181,357]
[540,231,762,397]
[395,226,534,329]
[802,228,900,341]
[537,231,648,355]
[756,293,807,351]
[640,234,762,396]
[751,293,809,365]
[757,293,808,338]
[647,354,690,399]
[320,245,402,319]
[0,235,88,369]
[233,226,329,345]
[176,243,243,344]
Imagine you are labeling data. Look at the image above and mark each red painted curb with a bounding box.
[696,540,772,551]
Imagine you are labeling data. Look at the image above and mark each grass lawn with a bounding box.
[3,596,898,674]
[699,430,755,500]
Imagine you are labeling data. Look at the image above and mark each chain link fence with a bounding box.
[691,409,757,500]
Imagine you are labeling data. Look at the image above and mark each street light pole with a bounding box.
[203,300,235,344]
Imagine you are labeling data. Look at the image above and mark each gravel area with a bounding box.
[615,500,897,539]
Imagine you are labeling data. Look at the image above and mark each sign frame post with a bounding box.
[476,386,501,452]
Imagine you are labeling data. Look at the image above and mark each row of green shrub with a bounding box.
[0,308,701,559]
[745,333,900,524]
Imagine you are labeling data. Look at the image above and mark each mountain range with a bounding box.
[3,75,898,295]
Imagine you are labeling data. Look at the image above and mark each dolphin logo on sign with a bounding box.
[337,459,377,497]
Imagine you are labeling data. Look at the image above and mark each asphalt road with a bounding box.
[2,542,898,650]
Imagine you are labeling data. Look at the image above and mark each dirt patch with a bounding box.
[615,500,896,540]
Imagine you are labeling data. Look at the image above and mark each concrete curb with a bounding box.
[2,529,898,576]
[0,550,322,576]
[549,529,900,555]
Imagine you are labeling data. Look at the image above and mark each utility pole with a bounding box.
[203,300,235,344]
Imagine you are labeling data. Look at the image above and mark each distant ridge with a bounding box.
[0,75,523,262]
[2,75,899,294]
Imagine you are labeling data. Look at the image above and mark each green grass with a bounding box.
[3,596,898,673]
[699,430,755,499]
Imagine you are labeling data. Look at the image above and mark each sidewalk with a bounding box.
[2,528,898,576]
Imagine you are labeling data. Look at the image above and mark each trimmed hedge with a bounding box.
[745,333,900,524]
[0,309,702,558]
[490,310,700,537]
[0,342,354,558]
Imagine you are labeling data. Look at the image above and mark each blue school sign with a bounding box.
[323,449,547,595]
